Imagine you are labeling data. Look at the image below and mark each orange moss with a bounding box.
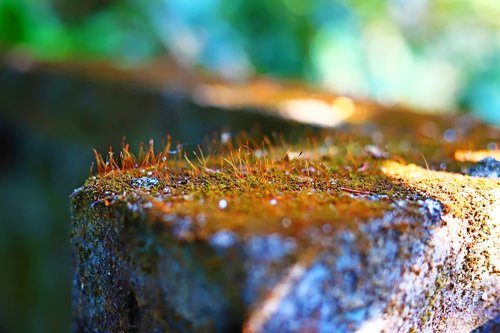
[88,109,499,244]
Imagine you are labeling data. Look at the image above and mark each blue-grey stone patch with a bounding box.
[468,157,500,179]
[131,176,159,189]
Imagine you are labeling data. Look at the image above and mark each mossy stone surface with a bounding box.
[71,110,499,332]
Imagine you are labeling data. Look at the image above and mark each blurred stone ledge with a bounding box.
[1,54,493,147]
[0,56,316,152]
[0,54,400,145]
[70,109,499,332]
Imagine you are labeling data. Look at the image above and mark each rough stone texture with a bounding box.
[469,157,500,179]
[71,109,499,332]
[71,189,444,332]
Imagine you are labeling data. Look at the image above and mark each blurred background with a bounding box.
[0,0,499,332]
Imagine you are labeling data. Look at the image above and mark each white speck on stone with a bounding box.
[131,176,159,190]
[218,199,228,210]
[322,224,332,234]
[147,171,153,176]
[247,234,296,261]
[396,200,407,208]
[296,263,328,298]
[270,198,278,205]
[126,202,140,212]
[196,213,206,226]
[254,149,266,158]
[221,131,231,144]
[209,230,237,248]
[356,317,388,333]
[282,217,292,228]
[365,145,389,159]
[71,186,84,196]
[443,129,457,142]
[423,198,442,220]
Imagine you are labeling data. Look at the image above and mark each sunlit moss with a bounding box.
[86,111,498,241]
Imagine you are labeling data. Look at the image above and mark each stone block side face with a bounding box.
[71,192,132,332]
[126,229,247,332]
[244,201,498,333]
[244,220,445,333]
[381,163,500,332]
[71,188,250,332]
[72,198,130,332]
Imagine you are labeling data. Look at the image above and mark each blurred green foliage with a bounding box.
[0,0,160,60]
[0,2,499,333]
[1,0,500,124]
